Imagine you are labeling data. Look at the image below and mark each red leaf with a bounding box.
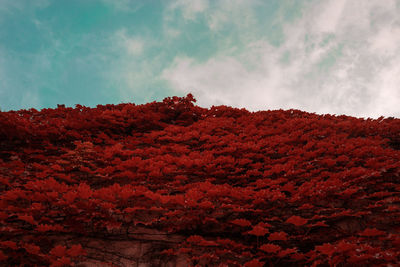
[248,225,269,236]
[124,207,143,213]
[46,191,59,200]
[348,253,374,263]
[298,203,314,210]
[0,212,8,221]
[160,248,175,256]
[64,191,78,204]
[313,221,328,227]
[281,183,296,193]
[119,187,134,201]
[278,248,297,257]
[0,250,8,261]
[51,164,63,172]
[286,215,308,226]
[315,243,335,256]
[187,235,206,243]
[340,187,359,196]
[257,221,273,228]
[67,244,86,257]
[23,243,41,255]
[77,183,93,199]
[291,252,306,261]
[50,256,71,267]
[335,241,357,252]
[31,203,44,211]
[177,247,191,253]
[198,200,214,209]
[244,259,264,267]
[0,241,18,250]
[199,240,219,246]
[230,219,252,227]
[50,245,67,258]
[18,214,36,225]
[0,177,11,187]
[36,224,64,232]
[260,243,281,253]
[359,228,386,237]
[268,231,288,241]
[80,166,91,173]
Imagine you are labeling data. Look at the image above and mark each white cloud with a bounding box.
[115,29,144,56]
[312,0,346,33]
[205,0,260,32]
[369,26,400,57]
[372,61,400,116]
[162,43,293,111]
[162,0,400,119]
[125,38,143,56]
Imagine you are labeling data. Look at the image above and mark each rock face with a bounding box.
[47,227,189,266]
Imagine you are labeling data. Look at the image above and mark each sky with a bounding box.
[0,0,399,119]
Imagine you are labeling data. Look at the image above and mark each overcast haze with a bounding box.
[0,0,399,119]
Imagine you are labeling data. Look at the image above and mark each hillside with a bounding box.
[0,94,399,266]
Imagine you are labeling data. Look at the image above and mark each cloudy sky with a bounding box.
[1,0,399,118]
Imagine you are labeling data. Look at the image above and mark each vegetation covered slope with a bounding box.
[0,94,399,266]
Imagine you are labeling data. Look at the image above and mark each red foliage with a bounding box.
[0,94,399,266]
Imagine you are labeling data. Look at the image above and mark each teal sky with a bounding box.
[1,0,399,118]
